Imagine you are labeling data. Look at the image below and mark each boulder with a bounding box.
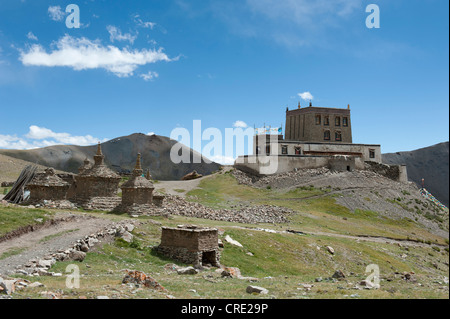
[332,270,346,280]
[0,279,16,295]
[326,246,335,255]
[177,267,199,275]
[69,250,86,262]
[224,235,243,248]
[121,231,134,243]
[246,286,268,295]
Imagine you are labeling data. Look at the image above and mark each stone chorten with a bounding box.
[27,168,70,202]
[78,158,92,174]
[121,153,155,209]
[74,142,121,201]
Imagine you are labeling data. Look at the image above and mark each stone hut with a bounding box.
[328,155,356,172]
[120,153,155,213]
[27,168,70,202]
[74,142,121,209]
[155,225,220,268]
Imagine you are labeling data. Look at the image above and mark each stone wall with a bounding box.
[156,226,220,267]
[122,188,154,206]
[74,176,120,200]
[27,184,69,202]
[285,106,352,143]
[365,161,408,182]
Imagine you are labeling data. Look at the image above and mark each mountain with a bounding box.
[0,133,222,181]
[382,142,449,207]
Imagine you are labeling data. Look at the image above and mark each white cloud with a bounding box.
[134,15,156,29]
[19,35,173,78]
[209,155,236,165]
[0,126,106,150]
[298,92,314,101]
[27,32,38,41]
[140,71,159,81]
[107,25,138,44]
[48,6,65,21]
[233,120,248,128]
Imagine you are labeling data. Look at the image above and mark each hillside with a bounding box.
[0,167,448,299]
[383,142,449,207]
[0,154,67,183]
[0,133,221,181]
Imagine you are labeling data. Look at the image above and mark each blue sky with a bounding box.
[0,0,448,163]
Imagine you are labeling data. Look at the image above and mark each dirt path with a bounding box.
[0,212,114,276]
[154,167,233,197]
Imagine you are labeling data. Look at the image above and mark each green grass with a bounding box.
[10,215,449,299]
[39,229,79,244]
[0,206,55,237]
[0,247,27,260]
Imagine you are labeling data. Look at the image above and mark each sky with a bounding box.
[0,0,448,164]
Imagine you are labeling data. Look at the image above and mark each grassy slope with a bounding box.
[2,171,449,299]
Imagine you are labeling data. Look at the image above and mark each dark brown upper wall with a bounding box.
[285,106,352,143]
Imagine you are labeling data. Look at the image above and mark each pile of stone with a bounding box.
[122,270,166,291]
[13,220,140,278]
[232,167,331,189]
[0,276,44,296]
[28,199,77,210]
[158,195,292,224]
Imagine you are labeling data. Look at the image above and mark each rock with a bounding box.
[332,270,346,280]
[177,267,199,275]
[326,246,335,255]
[246,285,269,295]
[225,235,243,247]
[246,252,254,256]
[360,280,379,289]
[221,267,242,278]
[28,282,45,288]
[87,237,98,248]
[37,259,54,268]
[80,244,89,252]
[121,231,134,243]
[218,239,224,248]
[0,279,16,295]
[69,250,86,262]
[315,277,323,282]
[124,224,135,232]
[97,296,109,299]
[55,253,69,261]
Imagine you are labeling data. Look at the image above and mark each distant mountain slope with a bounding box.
[0,133,221,181]
[0,154,67,183]
[382,142,449,207]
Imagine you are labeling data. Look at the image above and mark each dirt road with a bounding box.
[0,213,114,276]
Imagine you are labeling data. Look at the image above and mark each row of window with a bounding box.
[324,130,342,141]
[315,115,348,127]
[259,145,377,158]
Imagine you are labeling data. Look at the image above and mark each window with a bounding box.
[324,130,331,141]
[266,145,271,155]
[324,116,330,126]
[343,117,348,127]
[315,115,321,125]
[256,146,261,155]
[295,147,301,155]
[282,145,288,155]
[335,117,341,126]
[369,149,376,159]
[335,131,342,141]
